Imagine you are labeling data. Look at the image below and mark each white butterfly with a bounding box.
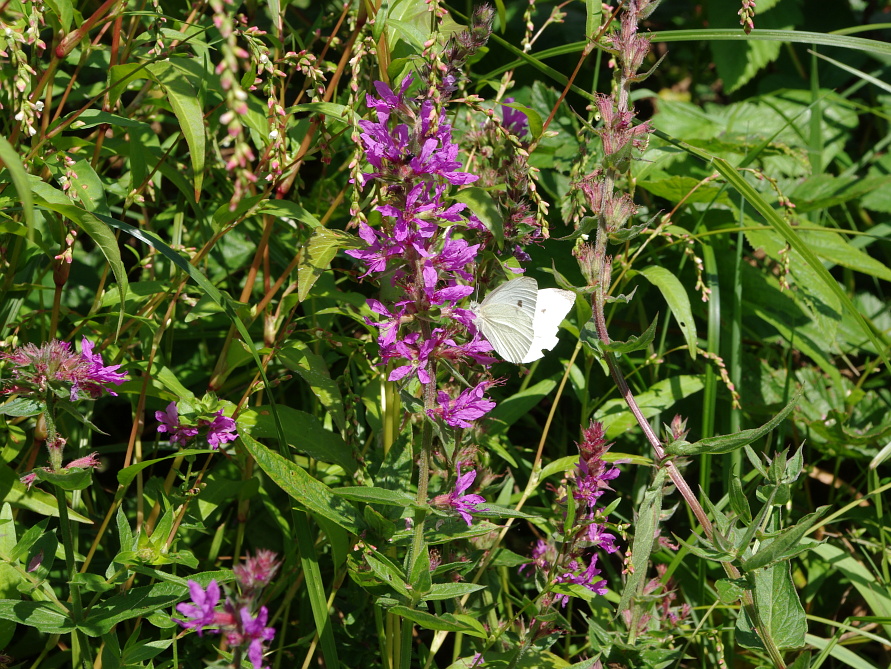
[471,276,575,363]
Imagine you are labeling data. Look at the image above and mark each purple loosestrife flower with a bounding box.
[175,552,279,669]
[553,554,608,607]
[156,401,237,449]
[202,410,238,448]
[347,75,501,428]
[156,402,199,445]
[233,548,281,593]
[175,579,222,635]
[433,465,487,526]
[229,606,275,669]
[78,337,128,397]
[428,380,498,429]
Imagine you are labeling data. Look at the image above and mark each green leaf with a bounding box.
[29,181,128,336]
[333,486,422,508]
[636,265,697,359]
[245,406,356,475]
[388,606,488,637]
[43,0,73,31]
[277,341,346,432]
[421,582,487,602]
[0,600,73,634]
[0,465,91,523]
[146,61,206,199]
[741,506,829,573]
[595,375,704,438]
[736,561,807,651]
[453,187,504,246]
[500,101,543,141]
[241,434,364,534]
[716,577,747,604]
[299,227,358,302]
[616,467,665,614]
[106,64,148,110]
[581,315,658,356]
[70,159,109,216]
[0,136,35,241]
[666,388,802,456]
[487,379,557,435]
[409,545,432,599]
[0,397,45,417]
[79,582,186,637]
[34,467,94,491]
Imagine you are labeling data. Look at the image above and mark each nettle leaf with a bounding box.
[0,397,45,417]
[241,433,364,535]
[278,341,346,432]
[666,388,801,456]
[736,561,807,651]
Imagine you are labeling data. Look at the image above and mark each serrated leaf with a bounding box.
[636,265,697,359]
[736,561,807,651]
[146,61,205,199]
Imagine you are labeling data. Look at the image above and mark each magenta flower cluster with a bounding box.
[346,76,499,428]
[523,421,620,608]
[432,464,487,526]
[155,401,237,449]
[1,337,128,402]
[175,550,279,669]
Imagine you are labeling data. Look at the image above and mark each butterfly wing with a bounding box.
[474,277,538,363]
[521,288,575,363]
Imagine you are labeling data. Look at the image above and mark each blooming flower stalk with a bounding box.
[175,551,280,669]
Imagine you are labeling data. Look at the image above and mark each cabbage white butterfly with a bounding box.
[471,277,575,363]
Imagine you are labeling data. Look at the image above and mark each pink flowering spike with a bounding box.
[233,550,281,591]
[204,411,237,448]
[174,580,221,636]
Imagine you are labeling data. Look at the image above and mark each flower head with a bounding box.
[175,580,222,636]
[433,464,487,526]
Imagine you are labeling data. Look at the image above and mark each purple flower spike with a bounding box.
[175,580,222,636]
[155,402,199,446]
[428,381,497,429]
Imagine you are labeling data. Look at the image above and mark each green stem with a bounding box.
[54,485,92,668]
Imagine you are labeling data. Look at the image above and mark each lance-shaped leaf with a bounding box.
[741,506,829,573]
[666,388,802,456]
